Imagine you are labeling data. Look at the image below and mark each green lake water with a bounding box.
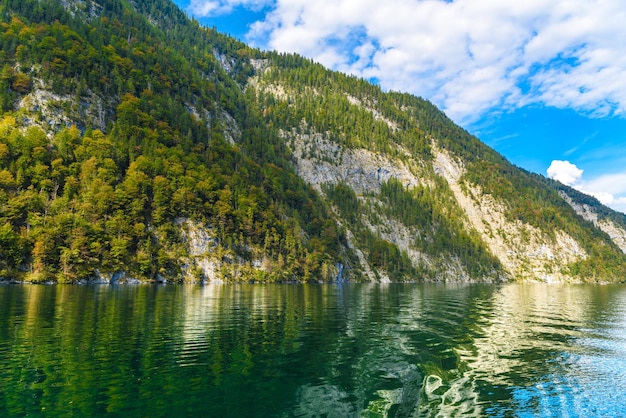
[1,283,626,417]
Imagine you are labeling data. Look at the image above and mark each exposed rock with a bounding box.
[109,271,142,284]
[178,218,218,256]
[91,270,141,284]
[176,218,269,283]
[220,110,241,144]
[280,128,479,282]
[560,191,626,254]
[177,218,221,282]
[18,86,109,133]
[341,225,378,282]
[60,0,103,20]
[346,95,399,131]
[284,130,421,194]
[432,145,587,282]
[597,219,626,254]
[213,49,236,75]
[336,263,345,282]
[250,59,270,72]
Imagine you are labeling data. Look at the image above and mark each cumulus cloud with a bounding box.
[188,0,271,17]
[186,0,626,214]
[611,197,626,214]
[184,0,626,124]
[547,160,583,186]
[579,172,626,213]
[548,160,626,213]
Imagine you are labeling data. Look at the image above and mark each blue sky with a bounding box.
[173,0,626,213]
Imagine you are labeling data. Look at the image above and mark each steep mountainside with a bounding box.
[248,54,626,282]
[0,0,625,283]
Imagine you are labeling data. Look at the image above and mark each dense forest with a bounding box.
[249,41,626,281]
[0,0,352,283]
[0,0,625,283]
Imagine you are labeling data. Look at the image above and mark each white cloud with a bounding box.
[547,160,583,186]
[186,0,626,124]
[187,0,626,213]
[548,160,626,213]
[612,197,626,214]
[579,172,626,212]
[188,0,271,17]
[219,0,626,124]
[581,173,626,197]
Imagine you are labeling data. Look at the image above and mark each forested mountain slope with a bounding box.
[0,0,624,283]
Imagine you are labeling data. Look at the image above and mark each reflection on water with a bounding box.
[1,283,626,417]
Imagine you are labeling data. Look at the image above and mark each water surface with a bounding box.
[1,283,625,417]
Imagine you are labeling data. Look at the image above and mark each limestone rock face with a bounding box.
[250,66,626,282]
[560,192,626,254]
[433,147,586,282]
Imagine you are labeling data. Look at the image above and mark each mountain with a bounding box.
[0,0,625,283]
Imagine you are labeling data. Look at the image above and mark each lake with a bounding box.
[1,283,625,417]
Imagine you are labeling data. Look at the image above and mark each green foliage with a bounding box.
[255,53,431,159]
[323,182,424,281]
[0,0,623,283]
[0,0,345,283]
[380,178,501,278]
[461,157,626,281]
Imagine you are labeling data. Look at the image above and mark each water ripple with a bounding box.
[2,283,626,417]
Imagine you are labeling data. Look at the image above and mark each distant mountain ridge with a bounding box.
[0,0,625,283]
